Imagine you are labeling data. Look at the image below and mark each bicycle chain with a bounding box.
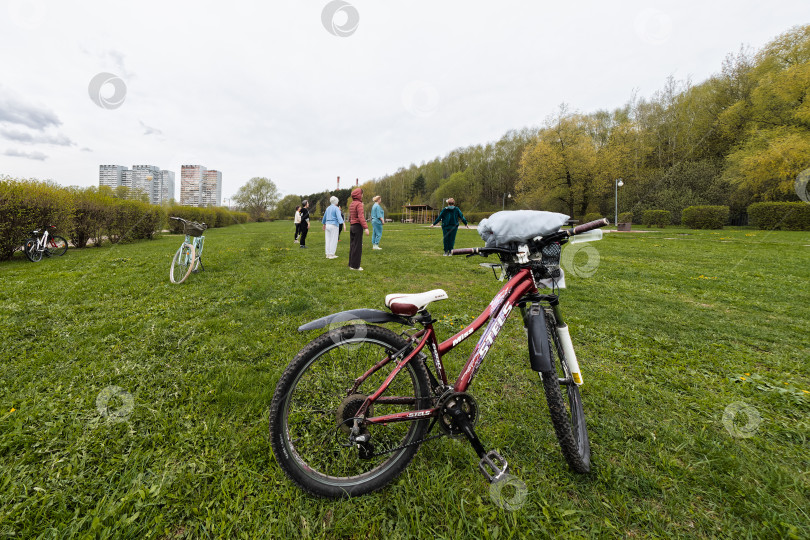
[366,418,446,458]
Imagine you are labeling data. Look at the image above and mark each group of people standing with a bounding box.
[294,192,469,269]
[294,188,386,271]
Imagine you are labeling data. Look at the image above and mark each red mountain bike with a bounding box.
[269,218,609,498]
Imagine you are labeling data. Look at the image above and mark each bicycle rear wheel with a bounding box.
[46,236,68,256]
[269,324,432,498]
[170,243,195,284]
[540,309,591,472]
[24,239,42,262]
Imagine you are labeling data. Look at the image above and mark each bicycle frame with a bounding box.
[353,267,538,426]
[181,234,205,265]
[35,229,50,252]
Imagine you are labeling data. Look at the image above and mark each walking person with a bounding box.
[430,197,469,255]
[298,200,311,249]
[348,187,370,270]
[322,196,344,259]
[293,206,302,243]
[371,195,384,250]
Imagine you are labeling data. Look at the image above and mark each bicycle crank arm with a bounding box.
[444,401,509,483]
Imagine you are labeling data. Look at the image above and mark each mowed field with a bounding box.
[0,221,808,539]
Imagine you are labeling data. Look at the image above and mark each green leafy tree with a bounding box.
[517,108,599,216]
[410,174,426,200]
[275,194,302,220]
[233,177,280,221]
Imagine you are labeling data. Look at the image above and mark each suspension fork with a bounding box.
[522,294,583,385]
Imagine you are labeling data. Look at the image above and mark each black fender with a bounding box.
[298,309,413,332]
[526,305,553,373]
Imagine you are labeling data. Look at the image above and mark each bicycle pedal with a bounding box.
[478,450,509,483]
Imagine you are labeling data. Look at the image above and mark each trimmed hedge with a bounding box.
[0,178,75,260]
[643,210,671,228]
[748,202,810,230]
[166,206,248,234]
[0,177,251,261]
[681,205,729,229]
[618,212,634,224]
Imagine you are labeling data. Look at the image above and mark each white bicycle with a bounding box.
[24,225,68,262]
[169,217,207,284]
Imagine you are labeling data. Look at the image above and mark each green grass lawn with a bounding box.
[1,221,808,538]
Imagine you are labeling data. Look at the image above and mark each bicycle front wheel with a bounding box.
[269,324,432,498]
[46,236,68,256]
[540,310,591,473]
[24,239,42,262]
[170,243,195,284]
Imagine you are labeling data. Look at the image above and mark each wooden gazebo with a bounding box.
[402,204,435,224]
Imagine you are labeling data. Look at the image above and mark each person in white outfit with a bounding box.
[293,206,302,243]
[321,196,344,259]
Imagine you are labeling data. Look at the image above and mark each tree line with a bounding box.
[274,25,808,224]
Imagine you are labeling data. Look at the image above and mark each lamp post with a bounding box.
[614,178,624,226]
[502,192,511,210]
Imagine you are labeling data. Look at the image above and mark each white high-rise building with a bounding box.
[202,170,222,207]
[99,165,126,189]
[100,165,174,204]
[180,165,207,206]
[132,165,161,202]
[159,170,175,204]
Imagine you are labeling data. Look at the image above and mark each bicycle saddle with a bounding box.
[385,289,448,316]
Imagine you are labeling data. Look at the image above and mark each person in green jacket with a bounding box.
[430,198,470,255]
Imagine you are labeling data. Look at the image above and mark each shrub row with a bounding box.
[166,205,248,234]
[0,178,75,260]
[643,210,671,228]
[0,177,249,261]
[681,205,729,229]
[748,202,810,230]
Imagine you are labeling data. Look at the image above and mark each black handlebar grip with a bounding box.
[572,218,609,235]
[450,248,477,256]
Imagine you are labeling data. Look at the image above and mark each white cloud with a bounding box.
[0,128,73,146]
[4,148,48,161]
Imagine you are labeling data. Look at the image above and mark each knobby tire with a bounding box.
[540,310,591,473]
[269,324,431,498]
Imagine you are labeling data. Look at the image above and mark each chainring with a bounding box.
[437,392,479,437]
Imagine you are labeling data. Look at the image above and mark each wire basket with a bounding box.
[184,221,207,237]
[541,242,561,269]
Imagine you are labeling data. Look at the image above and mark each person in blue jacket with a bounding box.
[321,196,344,259]
[430,198,469,255]
[371,195,385,250]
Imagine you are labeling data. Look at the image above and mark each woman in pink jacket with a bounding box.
[348,187,370,271]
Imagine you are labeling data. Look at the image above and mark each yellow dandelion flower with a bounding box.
[745,373,750,376]
[10,408,15,413]
[803,390,809,394]
[740,377,746,381]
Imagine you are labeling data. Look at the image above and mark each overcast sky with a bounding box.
[0,1,806,200]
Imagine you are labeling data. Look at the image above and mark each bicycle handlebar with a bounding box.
[452,217,609,258]
[569,218,609,236]
[450,247,516,257]
[170,216,207,227]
